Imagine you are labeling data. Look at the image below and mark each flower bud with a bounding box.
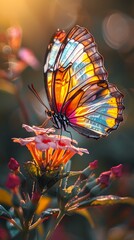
[6,173,20,190]
[77,160,98,182]
[111,164,123,179]
[89,160,98,170]
[8,158,20,172]
[97,171,111,188]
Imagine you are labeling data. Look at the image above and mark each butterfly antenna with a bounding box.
[28,84,49,112]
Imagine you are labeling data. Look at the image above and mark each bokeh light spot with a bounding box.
[103,12,133,51]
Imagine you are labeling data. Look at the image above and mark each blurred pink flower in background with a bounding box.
[0,25,40,81]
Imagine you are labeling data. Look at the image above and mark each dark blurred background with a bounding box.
[0,0,134,239]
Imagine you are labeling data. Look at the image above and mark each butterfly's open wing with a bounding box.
[66,83,124,138]
[44,25,124,138]
[44,25,107,112]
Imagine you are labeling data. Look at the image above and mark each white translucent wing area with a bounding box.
[58,26,108,101]
[44,30,66,109]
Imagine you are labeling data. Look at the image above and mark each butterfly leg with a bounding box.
[65,129,73,141]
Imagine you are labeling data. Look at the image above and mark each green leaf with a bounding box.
[78,195,134,208]
[90,195,134,206]
[0,205,12,219]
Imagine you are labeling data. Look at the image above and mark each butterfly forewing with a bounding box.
[44,25,124,138]
[44,29,67,111]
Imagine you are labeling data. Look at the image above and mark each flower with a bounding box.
[97,171,111,188]
[8,157,20,172]
[13,125,89,170]
[0,26,40,81]
[6,173,20,190]
[7,25,22,51]
[22,124,55,135]
[111,164,123,178]
[89,160,98,170]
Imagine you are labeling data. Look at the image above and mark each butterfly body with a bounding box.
[43,25,124,139]
[50,112,69,131]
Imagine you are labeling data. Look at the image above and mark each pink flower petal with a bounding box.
[97,171,111,187]
[8,157,20,171]
[22,124,55,135]
[18,48,40,69]
[89,160,98,170]
[7,26,22,50]
[6,173,20,190]
[111,164,123,178]
[35,134,57,150]
[13,137,35,145]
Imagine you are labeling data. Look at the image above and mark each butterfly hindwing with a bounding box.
[44,25,124,138]
[67,83,124,138]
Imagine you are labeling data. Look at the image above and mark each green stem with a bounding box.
[22,228,29,240]
[45,211,65,240]
[29,217,42,230]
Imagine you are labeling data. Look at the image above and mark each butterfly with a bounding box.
[30,25,124,139]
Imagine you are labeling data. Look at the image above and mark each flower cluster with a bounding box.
[0,124,133,240]
[58,160,123,212]
[13,124,88,191]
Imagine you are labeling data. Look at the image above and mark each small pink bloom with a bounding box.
[97,171,111,188]
[111,164,123,178]
[7,26,22,51]
[35,135,56,150]
[22,124,55,135]
[6,173,20,190]
[9,60,27,77]
[56,136,77,146]
[8,157,20,171]
[13,137,35,145]
[89,160,98,170]
[18,48,40,69]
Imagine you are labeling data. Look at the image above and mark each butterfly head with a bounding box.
[45,109,54,118]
